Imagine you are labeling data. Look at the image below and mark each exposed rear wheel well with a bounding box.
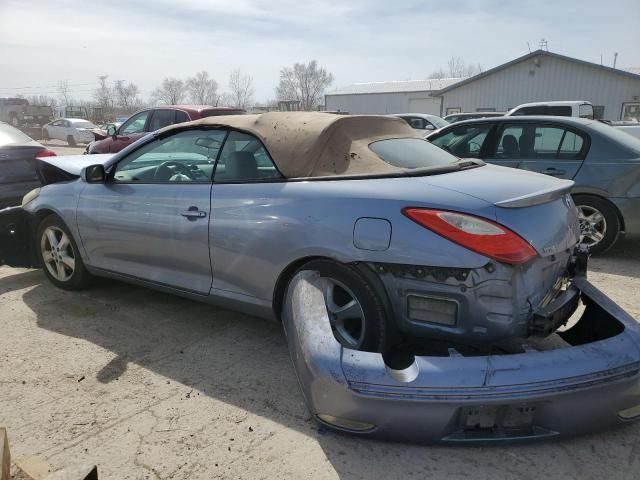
[272,256,325,318]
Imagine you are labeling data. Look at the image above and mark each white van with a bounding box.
[507,101,594,119]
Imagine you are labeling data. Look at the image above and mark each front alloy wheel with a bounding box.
[41,226,75,281]
[37,214,92,290]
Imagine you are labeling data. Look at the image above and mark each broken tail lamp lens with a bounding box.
[618,405,640,421]
[403,208,537,265]
[316,415,376,432]
[408,295,457,326]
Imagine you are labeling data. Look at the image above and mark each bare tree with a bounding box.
[57,80,72,108]
[114,80,141,111]
[186,71,219,105]
[275,60,334,111]
[94,75,114,111]
[428,57,483,79]
[447,57,482,77]
[227,69,254,110]
[151,77,186,105]
[26,95,57,108]
[427,68,447,79]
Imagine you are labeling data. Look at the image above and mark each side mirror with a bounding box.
[424,124,435,131]
[83,164,106,183]
[107,125,117,137]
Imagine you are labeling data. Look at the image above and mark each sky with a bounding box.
[1,0,639,104]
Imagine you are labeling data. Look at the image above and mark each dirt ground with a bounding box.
[1,239,639,479]
[43,139,88,156]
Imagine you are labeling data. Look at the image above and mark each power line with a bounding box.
[0,81,98,91]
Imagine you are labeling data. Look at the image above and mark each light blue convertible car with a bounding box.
[1,112,639,443]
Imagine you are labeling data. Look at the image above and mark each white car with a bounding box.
[43,118,97,146]
[390,113,449,134]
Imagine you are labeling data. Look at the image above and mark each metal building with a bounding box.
[324,78,461,116]
[435,50,640,121]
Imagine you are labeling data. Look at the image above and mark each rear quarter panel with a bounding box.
[209,178,495,302]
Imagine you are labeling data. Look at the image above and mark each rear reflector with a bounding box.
[36,149,57,158]
[403,208,537,265]
[316,415,376,432]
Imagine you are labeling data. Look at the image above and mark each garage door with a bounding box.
[408,97,441,115]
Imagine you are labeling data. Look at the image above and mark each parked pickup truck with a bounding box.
[507,101,594,119]
[0,98,53,127]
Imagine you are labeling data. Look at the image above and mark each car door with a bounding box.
[48,120,63,140]
[485,122,586,179]
[428,122,494,159]
[517,125,588,179]
[209,130,283,300]
[483,123,526,170]
[76,128,227,294]
[110,110,152,152]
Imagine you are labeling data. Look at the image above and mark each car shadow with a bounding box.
[590,238,640,279]
[5,269,638,479]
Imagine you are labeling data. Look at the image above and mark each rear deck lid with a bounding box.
[417,164,579,256]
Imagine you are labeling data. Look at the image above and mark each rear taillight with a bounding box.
[403,208,537,265]
[36,149,57,158]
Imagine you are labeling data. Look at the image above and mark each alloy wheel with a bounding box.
[577,205,607,248]
[320,278,366,349]
[41,226,75,282]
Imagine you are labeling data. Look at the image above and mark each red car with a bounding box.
[86,105,244,154]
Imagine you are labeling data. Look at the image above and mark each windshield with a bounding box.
[369,137,460,169]
[430,117,449,129]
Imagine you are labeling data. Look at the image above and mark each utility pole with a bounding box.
[613,52,618,69]
[538,38,549,51]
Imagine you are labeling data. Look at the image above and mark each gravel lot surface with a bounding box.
[43,139,87,156]
[0,240,639,479]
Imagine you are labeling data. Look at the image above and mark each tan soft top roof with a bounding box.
[159,111,422,178]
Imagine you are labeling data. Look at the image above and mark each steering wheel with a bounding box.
[154,161,195,181]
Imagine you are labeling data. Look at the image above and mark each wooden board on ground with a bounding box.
[0,428,9,480]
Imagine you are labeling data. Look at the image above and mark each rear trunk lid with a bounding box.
[418,164,579,257]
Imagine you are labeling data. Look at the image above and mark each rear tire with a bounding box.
[67,135,77,147]
[36,214,92,290]
[289,259,391,352]
[573,195,620,254]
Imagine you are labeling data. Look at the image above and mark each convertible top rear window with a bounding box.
[369,138,459,169]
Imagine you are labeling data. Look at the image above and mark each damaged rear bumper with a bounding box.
[283,272,640,444]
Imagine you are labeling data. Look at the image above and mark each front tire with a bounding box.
[573,195,620,254]
[36,214,92,290]
[289,259,391,352]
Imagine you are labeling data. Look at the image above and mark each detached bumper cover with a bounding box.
[283,272,640,444]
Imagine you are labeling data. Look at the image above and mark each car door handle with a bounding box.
[542,168,566,176]
[181,207,207,220]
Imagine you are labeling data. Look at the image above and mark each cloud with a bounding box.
[0,0,638,103]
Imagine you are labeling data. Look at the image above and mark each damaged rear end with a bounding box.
[378,165,582,344]
[283,262,640,443]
